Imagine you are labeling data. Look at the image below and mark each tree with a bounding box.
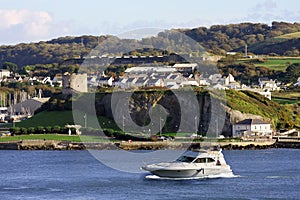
[285,63,300,83]
[2,61,18,73]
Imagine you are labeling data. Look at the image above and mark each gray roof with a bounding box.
[235,119,270,125]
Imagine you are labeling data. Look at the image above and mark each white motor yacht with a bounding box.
[142,148,233,178]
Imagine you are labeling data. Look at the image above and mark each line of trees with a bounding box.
[9,126,76,136]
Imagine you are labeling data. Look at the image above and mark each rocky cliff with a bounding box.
[74,89,296,136]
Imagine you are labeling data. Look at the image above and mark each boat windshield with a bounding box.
[176,156,195,163]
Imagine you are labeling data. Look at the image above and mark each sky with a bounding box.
[0,0,300,45]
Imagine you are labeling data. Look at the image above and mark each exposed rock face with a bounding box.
[81,91,269,137]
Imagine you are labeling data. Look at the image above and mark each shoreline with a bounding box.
[0,140,299,150]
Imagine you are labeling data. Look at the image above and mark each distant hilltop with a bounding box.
[0,21,300,68]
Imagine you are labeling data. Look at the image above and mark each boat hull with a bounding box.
[143,166,232,178]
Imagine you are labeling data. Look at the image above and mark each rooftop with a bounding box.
[235,118,270,125]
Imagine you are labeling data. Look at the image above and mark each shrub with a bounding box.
[35,126,45,134]
[52,126,61,133]
[27,127,35,134]
[9,127,21,136]
[20,127,28,135]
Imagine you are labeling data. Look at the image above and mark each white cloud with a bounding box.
[0,9,73,44]
[251,0,278,12]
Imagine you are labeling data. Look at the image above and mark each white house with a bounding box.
[232,119,273,137]
[224,74,235,85]
[294,77,300,87]
[98,77,114,87]
[241,88,272,100]
[258,78,279,91]
[213,83,228,90]
[0,69,10,80]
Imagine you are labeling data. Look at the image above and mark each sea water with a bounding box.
[0,149,299,200]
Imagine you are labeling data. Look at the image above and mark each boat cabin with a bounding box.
[176,155,216,163]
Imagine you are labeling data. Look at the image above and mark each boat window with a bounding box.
[194,157,215,163]
[176,156,195,163]
[206,158,215,163]
[194,158,206,163]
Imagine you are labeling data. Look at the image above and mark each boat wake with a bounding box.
[145,173,239,180]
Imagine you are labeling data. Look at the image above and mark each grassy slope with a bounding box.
[226,90,298,129]
[15,111,74,128]
[14,110,120,130]
[276,32,300,39]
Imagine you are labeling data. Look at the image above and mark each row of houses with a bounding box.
[0,69,64,87]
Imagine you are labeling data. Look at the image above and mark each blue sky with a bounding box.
[0,0,300,45]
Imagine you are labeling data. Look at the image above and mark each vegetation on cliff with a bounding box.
[226,90,299,129]
[13,89,299,134]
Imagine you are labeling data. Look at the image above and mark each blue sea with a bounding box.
[0,149,299,200]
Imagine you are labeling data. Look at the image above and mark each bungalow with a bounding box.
[232,119,273,137]
[258,78,279,91]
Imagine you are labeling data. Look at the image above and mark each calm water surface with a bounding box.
[0,149,299,200]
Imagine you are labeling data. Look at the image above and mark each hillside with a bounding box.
[276,32,300,39]
[14,90,299,135]
[1,21,300,68]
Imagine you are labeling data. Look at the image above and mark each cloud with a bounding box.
[0,10,52,35]
[244,0,300,23]
[251,0,278,12]
[0,9,72,45]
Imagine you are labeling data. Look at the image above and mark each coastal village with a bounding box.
[0,54,299,146]
[0,21,300,150]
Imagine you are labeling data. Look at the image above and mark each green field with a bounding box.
[272,92,300,105]
[10,111,120,130]
[272,98,299,105]
[15,111,74,128]
[0,134,115,143]
[239,57,300,71]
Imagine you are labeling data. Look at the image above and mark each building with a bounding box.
[294,77,300,87]
[52,74,63,87]
[224,74,235,85]
[62,73,88,94]
[0,69,10,80]
[241,88,272,100]
[9,97,50,116]
[173,63,197,76]
[98,77,114,87]
[258,78,279,91]
[232,119,273,137]
[124,66,176,75]
[0,107,8,122]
